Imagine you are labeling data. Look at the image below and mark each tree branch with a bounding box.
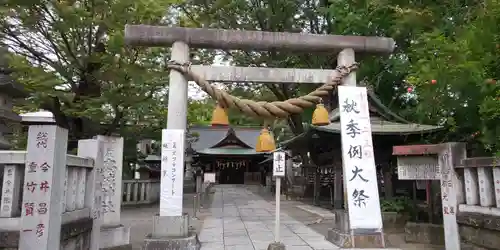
[39,4,82,69]
[2,30,76,87]
[103,104,124,135]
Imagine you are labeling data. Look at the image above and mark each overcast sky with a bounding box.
[188,54,229,100]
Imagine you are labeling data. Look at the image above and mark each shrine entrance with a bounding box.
[191,127,268,185]
[217,159,247,184]
[124,24,396,248]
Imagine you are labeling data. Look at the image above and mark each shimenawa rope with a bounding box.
[165,60,358,119]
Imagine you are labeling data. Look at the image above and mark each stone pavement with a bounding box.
[122,193,205,250]
[199,185,340,250]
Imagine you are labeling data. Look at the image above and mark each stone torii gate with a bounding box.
[124,25,395,249]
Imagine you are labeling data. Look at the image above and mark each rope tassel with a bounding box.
[165,61,359,119]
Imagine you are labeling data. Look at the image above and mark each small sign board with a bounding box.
[204,173,216,183]
[397,156,440,180]
[273,151,286,177]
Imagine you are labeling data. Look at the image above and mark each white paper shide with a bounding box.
[160,129,185,216]
[338,86,383,230]
[273,151,286,177]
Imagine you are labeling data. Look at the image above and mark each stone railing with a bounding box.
[122,179,160,205]
[0,150,99,250]
[0,117,134,250]
[393,143,500,250]
[456,156,500,249]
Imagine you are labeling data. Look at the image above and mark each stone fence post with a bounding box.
[95,135,131,249]
[77,138,104,250]
[19,116,68,250]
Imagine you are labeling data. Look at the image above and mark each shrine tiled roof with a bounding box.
[189,126,261,151]
[324,86,442,134]
[196,147,265,155]
[328,87,442,135]
[313,116,442,135]
[280,86,443,148]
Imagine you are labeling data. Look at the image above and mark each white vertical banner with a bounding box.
[338,86,383,230]
[160,129,185,216]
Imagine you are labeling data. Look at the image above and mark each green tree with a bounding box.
[406,0,500,155]
[175,0,444,135]
[177,1,500,153]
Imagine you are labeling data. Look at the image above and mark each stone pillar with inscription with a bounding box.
[77,138,105,250]
[18,112,68,250]
[327,48,386,248]
[393,143,466,250]
[143,41,200,250]
[439,143,465,250]
[96,135,131,249]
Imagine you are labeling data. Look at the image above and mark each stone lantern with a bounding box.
[0,46,27,149]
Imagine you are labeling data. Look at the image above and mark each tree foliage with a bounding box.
[406,0,500,155]
[2,0,498,157]
[175,0,440,136]
[177,0,499,155]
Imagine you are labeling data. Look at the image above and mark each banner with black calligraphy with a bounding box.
[338,86,383,230]
[160,129,185,216]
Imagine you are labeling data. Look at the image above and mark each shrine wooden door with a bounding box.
[219,164,245,184]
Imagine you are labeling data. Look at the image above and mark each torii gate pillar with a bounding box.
[143,41,200,249]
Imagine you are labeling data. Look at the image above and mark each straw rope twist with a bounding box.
[165,60,359,119]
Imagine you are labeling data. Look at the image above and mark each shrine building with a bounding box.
[189,125,269,185]
[136,104,273,185]
[280,85,443,207]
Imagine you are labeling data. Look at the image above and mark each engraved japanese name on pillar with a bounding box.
[102,147,117,213]
[160,129,185,216]
[97,136,124,226]
[338,86,383,230]
[440,150,455,216]
[439,143,464,250]
[1,164,22,217]
[77,138,104,250]
[20,125,67,250]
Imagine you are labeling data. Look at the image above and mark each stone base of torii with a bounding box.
[124,25,395,250]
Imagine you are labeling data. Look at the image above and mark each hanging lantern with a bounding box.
[312,103,329,126]
[211,104,229,126]
[255,128,276,152]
